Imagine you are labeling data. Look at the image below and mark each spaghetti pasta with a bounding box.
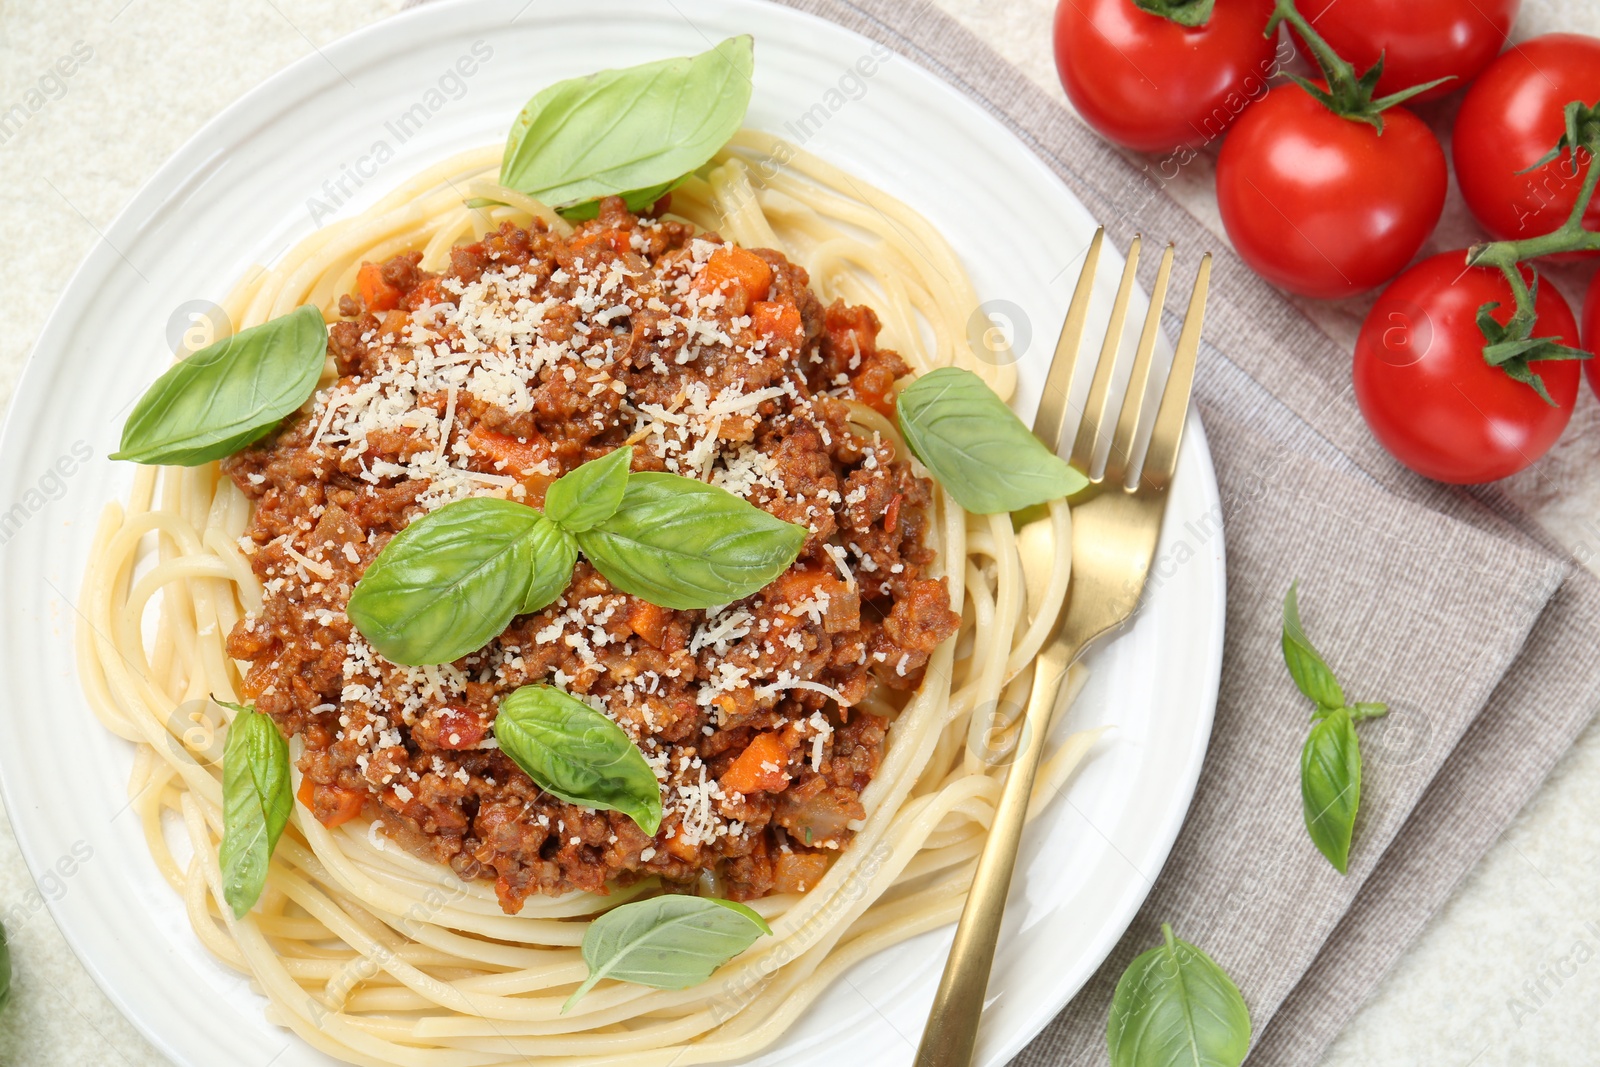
[76,133,1093,1066]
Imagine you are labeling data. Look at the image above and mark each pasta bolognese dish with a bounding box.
[77,35,1097,1066]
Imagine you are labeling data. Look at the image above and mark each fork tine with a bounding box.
[1070,235,1142,476]
[1142,252,1211,490]
[1032,228,1104,452]
[1103,243,1174,487]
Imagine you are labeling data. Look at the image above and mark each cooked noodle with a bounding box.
[76,132,1094,1066]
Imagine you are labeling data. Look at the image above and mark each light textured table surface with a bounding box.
[2,1,1599,1064]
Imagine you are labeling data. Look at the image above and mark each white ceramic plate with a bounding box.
[0,2,1225,1064]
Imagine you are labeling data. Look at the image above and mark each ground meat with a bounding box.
[223,197,959,912]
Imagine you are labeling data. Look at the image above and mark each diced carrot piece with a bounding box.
[851,360,899,419]
[357,262,401,312]
[769,566,858,635]
[323,788,366,828]
[664,828,701,862]
[693,247,773,314]
[377,309,409,339]
[772,851,831,894]
[721,732,792,794]
[298,778,366,829]
[466,426,554,505]
[750,300,802,343]
[627,600,670,649]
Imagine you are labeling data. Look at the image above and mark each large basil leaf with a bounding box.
[348,498,543,666]
[112,305,327,466]
[500,36,754,216]
[218,703,294,919]
[577,472,806,610]
[544,446,632,533]
[1281,582,1345,711]
[895,367,1088,515]
[564,895,772,1012]
[1301,707,1362,874]
[494,684,663,835]
[1106,923,1250,1067]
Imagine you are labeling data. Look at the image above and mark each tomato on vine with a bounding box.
[1290,0,1519,103]
[1454,34,1600,250]
[1052,0,1280,154]
[1215,0,1448,299]
[1354,253,1581,484]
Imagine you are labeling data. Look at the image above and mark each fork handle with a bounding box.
[912,641,1074,1067]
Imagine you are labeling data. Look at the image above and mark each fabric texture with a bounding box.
[754,1,1600,1063]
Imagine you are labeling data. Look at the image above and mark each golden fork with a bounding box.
[912,229,1212,1067]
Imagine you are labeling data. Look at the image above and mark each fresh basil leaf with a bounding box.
[577,472,806,610]
[112,305,327,466]
[1106,923,1250,1067]
[218,703,294,919]
[500,36,754,216]
[523,517,579,615]
[1281,581,1345,711]
[348,498,542,666]
[564,894,772,1012]
[1302,707,1362,874]
[0,920,9,1013]
[545,447,633,533]
[494,684,663,835]
[895,366,1088,515]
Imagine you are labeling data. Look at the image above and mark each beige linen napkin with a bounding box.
[756,2,1600,1064]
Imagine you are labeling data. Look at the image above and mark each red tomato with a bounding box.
[1354,252,1580,483]
[1583,270,1600,399]
[1291,0,1519,103]
[1453,34,1600,249]
[1052,0,1281,154]
[1215,83,1447,299]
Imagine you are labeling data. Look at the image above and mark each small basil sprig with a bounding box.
[1282,582,1389,874]
[896,367,1088,514]
[494,684,663,834]
[1106,923,1250,1067]
[500,36,754,218]
[564,895,772,1012]
[347,446,806,666]
[113,305,327,466]
[218,701,294,918]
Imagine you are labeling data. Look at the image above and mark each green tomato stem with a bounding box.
[1266,0,1447,129]
[1130,0,1215,28]
[1464,127,1600,396]
[1267,0,1354,94]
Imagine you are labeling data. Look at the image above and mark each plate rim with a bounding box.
[0,2,1226,1063]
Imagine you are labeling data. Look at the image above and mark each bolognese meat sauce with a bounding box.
[223,196,959,912]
